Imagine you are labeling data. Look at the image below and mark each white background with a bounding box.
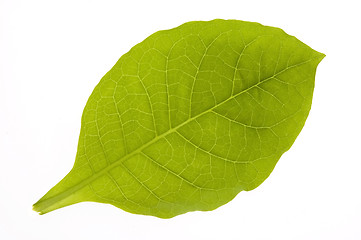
[1,0,360,239]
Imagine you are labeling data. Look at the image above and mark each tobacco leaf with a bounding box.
[33,19,325,218]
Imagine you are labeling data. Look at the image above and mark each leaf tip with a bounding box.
[319,52,326,60]
[312,50,326,66]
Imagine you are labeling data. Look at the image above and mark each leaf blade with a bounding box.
[33,19,325,218]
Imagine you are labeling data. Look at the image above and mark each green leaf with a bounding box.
[33,19,324,218]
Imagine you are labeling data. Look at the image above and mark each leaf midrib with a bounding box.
[35,58,314,211]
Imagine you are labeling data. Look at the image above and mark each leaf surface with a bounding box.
[33,19,324,218]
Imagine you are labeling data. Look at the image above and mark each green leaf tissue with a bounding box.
[33,19,325,218]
